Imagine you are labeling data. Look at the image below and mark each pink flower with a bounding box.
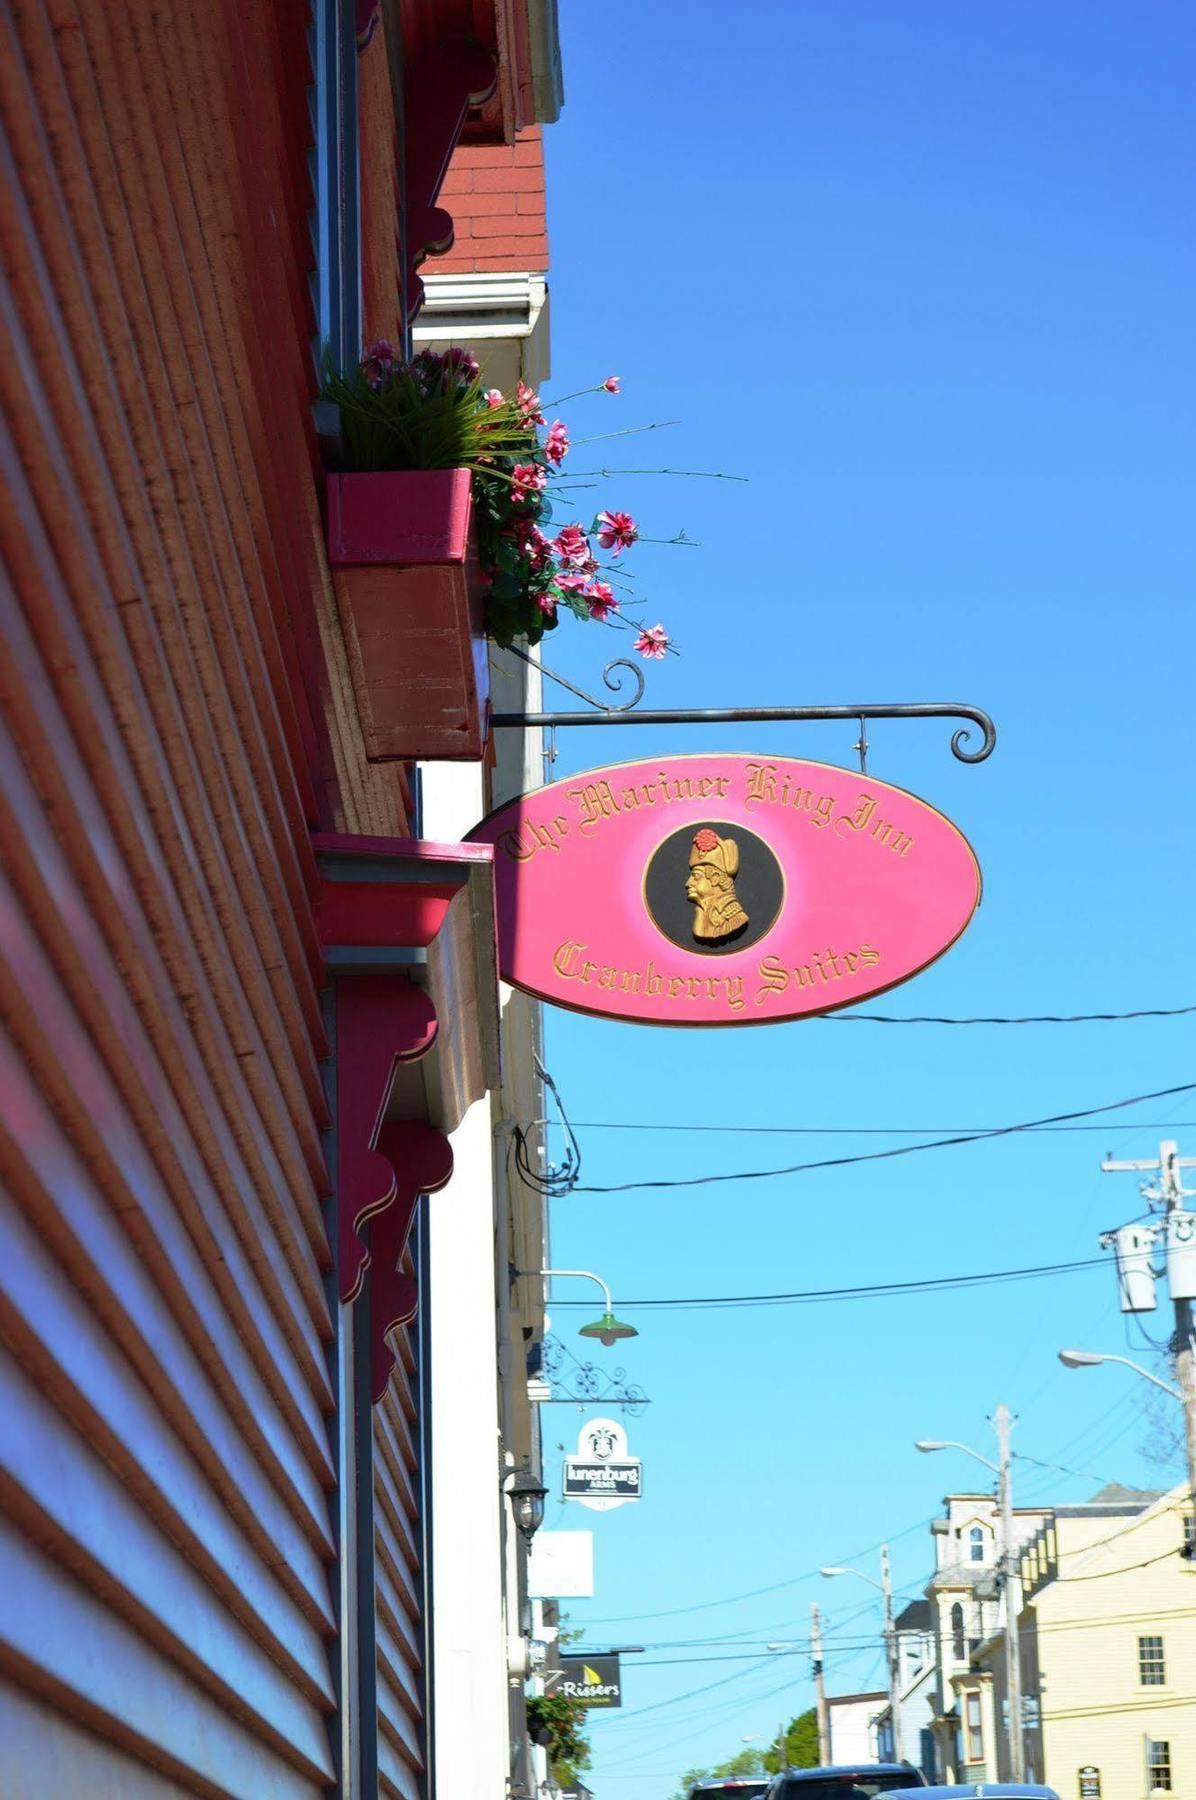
[443,346,480,383]
[362,339,395,387]
[512,463,547,499]
[635,623,669,659]
[522,524,555,568]
[485,388,505,409]
[585,580,618,622]
[602,376,621,393]
[553,523,592,568]
[596,509,638,555]
[544,420,569,465]
[537,590,558,616]
[555,572,588,594]
[410,348,443,389]
[516,380,545,425]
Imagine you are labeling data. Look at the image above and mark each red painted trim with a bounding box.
[325,469,472,567]
[333,975,438,1307]
[320,883,460,949]
[314,833,493,951]
[403,44,497,323]
[314,831,494,868]
[369,1120,454,1401]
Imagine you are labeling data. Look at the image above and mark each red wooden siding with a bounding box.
[0,0,420,1790]
[375,1293,427,1800]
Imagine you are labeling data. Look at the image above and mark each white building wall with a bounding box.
[827,1693,886,1764]
[423,760,512,1797]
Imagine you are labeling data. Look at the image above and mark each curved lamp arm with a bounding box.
[820,1565,884,1593]
[1058,1347,1181,1400]
[525,1266,614,1314]
[915,1437,1000,1475]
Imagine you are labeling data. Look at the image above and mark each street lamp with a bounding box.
[915,1438,997,1469]
[1057,1347,1182,1399]
[506,1464,549,1547]
[821,1547,900,1762]
[520,1267,639,1347]
[1059,1347,1193,1551]
[915,1410,1024,1781]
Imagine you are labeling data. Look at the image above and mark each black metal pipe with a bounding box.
[491,701,997,764]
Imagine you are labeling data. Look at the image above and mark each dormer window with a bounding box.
[969,1526,986,1563]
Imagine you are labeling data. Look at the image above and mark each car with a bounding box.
[874,1788,1059,1800]
[686,1781,770,1800]
[765,1764,928,1800]
[686,1782,770,1800]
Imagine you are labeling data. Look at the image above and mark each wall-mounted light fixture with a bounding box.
[505,1463,549,1547]
[518,1267,639,1349]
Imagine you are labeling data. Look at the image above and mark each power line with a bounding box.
[1058,1545,1184,1582]
[566,1119,1196,1138]
[575,1519,928,1625]
[820,1004,1196,1025]
[1012,1450,1123,1489]
[631,1609,1196,1662]
[572,1081,1196,1195]
[550,1254,1104,1311]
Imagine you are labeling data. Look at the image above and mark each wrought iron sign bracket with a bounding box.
[491,652,996,773]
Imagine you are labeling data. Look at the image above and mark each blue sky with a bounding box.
[529,4,1195,1792]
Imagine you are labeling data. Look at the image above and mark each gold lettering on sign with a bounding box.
[834,795,913,855]
[566,770,732,834]
[551,941,746,1011]
[499,814,571,861]
[754,944,881,1006]
[743,767,915,857]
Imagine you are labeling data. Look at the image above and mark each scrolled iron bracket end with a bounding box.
[949,709,997,764]
[601,658,646,714]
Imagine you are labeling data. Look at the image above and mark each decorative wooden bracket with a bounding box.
[317,832,497,1402]
[334,973,439,1306]
[404,42,497,319]
[369,1120,454,1400]
[333,977,455,1400]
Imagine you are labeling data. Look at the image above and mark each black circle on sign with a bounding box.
[643,821,784,955]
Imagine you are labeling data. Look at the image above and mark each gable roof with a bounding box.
[895,1599,932,1632]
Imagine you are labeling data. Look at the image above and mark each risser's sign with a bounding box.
[468,754,981,1027]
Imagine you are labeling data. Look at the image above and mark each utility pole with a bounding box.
[994,1404,1025,1782]
[1102,1140,1196,1529]
[811,1602,830,1764]
[879,1544,902,1764]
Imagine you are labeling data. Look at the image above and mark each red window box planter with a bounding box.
[326,468,490,761]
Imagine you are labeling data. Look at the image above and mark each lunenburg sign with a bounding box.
[469,754,981,1027]
[563,1417,642,1512]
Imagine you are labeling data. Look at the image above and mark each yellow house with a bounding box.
[964,1483,1195,1800]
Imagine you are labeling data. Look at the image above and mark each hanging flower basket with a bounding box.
[325,466,490,762]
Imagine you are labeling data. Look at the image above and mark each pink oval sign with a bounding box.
[469,754,981,1027]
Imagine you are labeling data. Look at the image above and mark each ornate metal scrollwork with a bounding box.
[537,1334,650,1415]
[505,646,646,715]
[494,650,996,769]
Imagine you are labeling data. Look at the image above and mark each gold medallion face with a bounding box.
[643,820,784,955]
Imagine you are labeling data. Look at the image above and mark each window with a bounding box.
[309,0,362,370]
[969,1526,986,1563]
[1183,1514,1194,1557]
[951,1602,966,1662]
[964,1691,984,1763]
[1146,1739,1172,1792]
[1139,1634,1166,1686]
